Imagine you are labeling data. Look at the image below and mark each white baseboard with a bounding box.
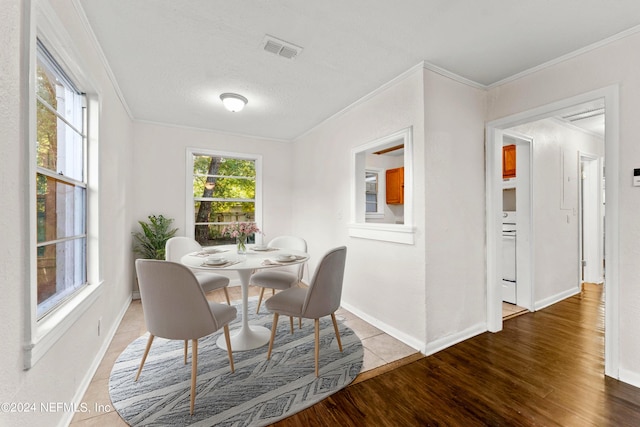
[534,286,581,311]
[59,294,132,427]
[619,367,640,389]
[423,323,487,356]
[340,301,425,352]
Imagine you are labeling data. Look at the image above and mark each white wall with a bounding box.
[0,0,28,418]
[1,1,134,426]
[291,68,427,349]
[422,70,487,350]
[487,32,640,384]
[290,66,487,353]
[131,122,294,282]
[511,119,604,307]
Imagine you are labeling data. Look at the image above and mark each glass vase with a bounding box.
[236,235,247,254]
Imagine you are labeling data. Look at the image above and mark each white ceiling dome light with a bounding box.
[220,93,248,112]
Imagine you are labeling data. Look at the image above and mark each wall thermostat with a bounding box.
[634,168,640,187]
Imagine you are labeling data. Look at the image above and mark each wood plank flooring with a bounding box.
[272,283,640,426]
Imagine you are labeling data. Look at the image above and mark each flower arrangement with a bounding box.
[222,222,260,253]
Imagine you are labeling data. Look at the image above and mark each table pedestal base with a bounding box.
[216,325,271,351]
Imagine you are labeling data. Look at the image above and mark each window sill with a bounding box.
[24,281,104,369]
[348,223,415,244]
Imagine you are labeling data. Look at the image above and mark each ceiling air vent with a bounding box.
[262,35,303,60]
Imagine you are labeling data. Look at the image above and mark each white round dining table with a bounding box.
[180,244,309,351]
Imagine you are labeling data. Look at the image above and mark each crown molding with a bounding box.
[421,62,487,90]
[294,62,425,141]
[71,0,134,120]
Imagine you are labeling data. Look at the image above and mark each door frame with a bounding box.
[485,85,620,378]
[579,153,604,284]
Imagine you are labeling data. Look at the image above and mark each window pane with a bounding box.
[194,201,255,223]
[193,176,255,200]
[37,238,86,318]
[37,174,86,243]
[366,194,377,212]
[193,156,256,178]
[217,158,256,178]
[36,99,58,171]
[193,224,257,247]
[37,49,83,129]
[36,60,58,112]
[37,100,84,181]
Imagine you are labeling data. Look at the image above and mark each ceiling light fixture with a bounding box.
[220,93,248,112]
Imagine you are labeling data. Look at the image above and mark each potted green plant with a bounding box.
[132,214,178,260]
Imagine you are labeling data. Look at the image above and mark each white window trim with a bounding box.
[24,1,102,370]
[185,148,263,244]
[349,127,415,244]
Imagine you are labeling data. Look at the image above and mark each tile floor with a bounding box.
[69,285,418,426]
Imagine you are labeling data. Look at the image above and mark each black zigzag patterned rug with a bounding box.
[109,297,363,426]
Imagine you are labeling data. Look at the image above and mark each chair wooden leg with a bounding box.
[289,316,294,334]
[256,288,266,314]
[135,334,155,381]
[223,287,231,305]
[299,317,302,329]
[267,312,279,360]
[190,339,198,415]
[223,324,235,373]
[272,288,275,295]
[331,313,343,352]
[314,319,320,377]
[184,340,188,364]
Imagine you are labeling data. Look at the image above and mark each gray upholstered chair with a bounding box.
[251,235,307,314]
[134,259,237,415]
[265,246,347,377]
[165,236,231,305]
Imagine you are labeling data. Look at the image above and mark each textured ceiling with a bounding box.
[77,0,640,140]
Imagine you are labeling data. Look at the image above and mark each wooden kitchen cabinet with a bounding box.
[502,144,516,179]
[386,167,404,204]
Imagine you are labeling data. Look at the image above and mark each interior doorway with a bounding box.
[485,86,620,379]
[501,133,533,315]
[580,154,605,285]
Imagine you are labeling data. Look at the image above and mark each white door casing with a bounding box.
[486,85,619,379]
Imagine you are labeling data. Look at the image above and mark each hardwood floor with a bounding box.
[272,283,640,426]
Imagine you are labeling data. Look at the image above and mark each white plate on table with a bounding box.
[275,254,297,262]
[204,257,227,266]
[252,246,270,251]
[202,247,226,254]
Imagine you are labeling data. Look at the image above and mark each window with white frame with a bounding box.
[188,150,262,245]
[365,168,385,219]
[35,39,88,319]
[365,171,378,213]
